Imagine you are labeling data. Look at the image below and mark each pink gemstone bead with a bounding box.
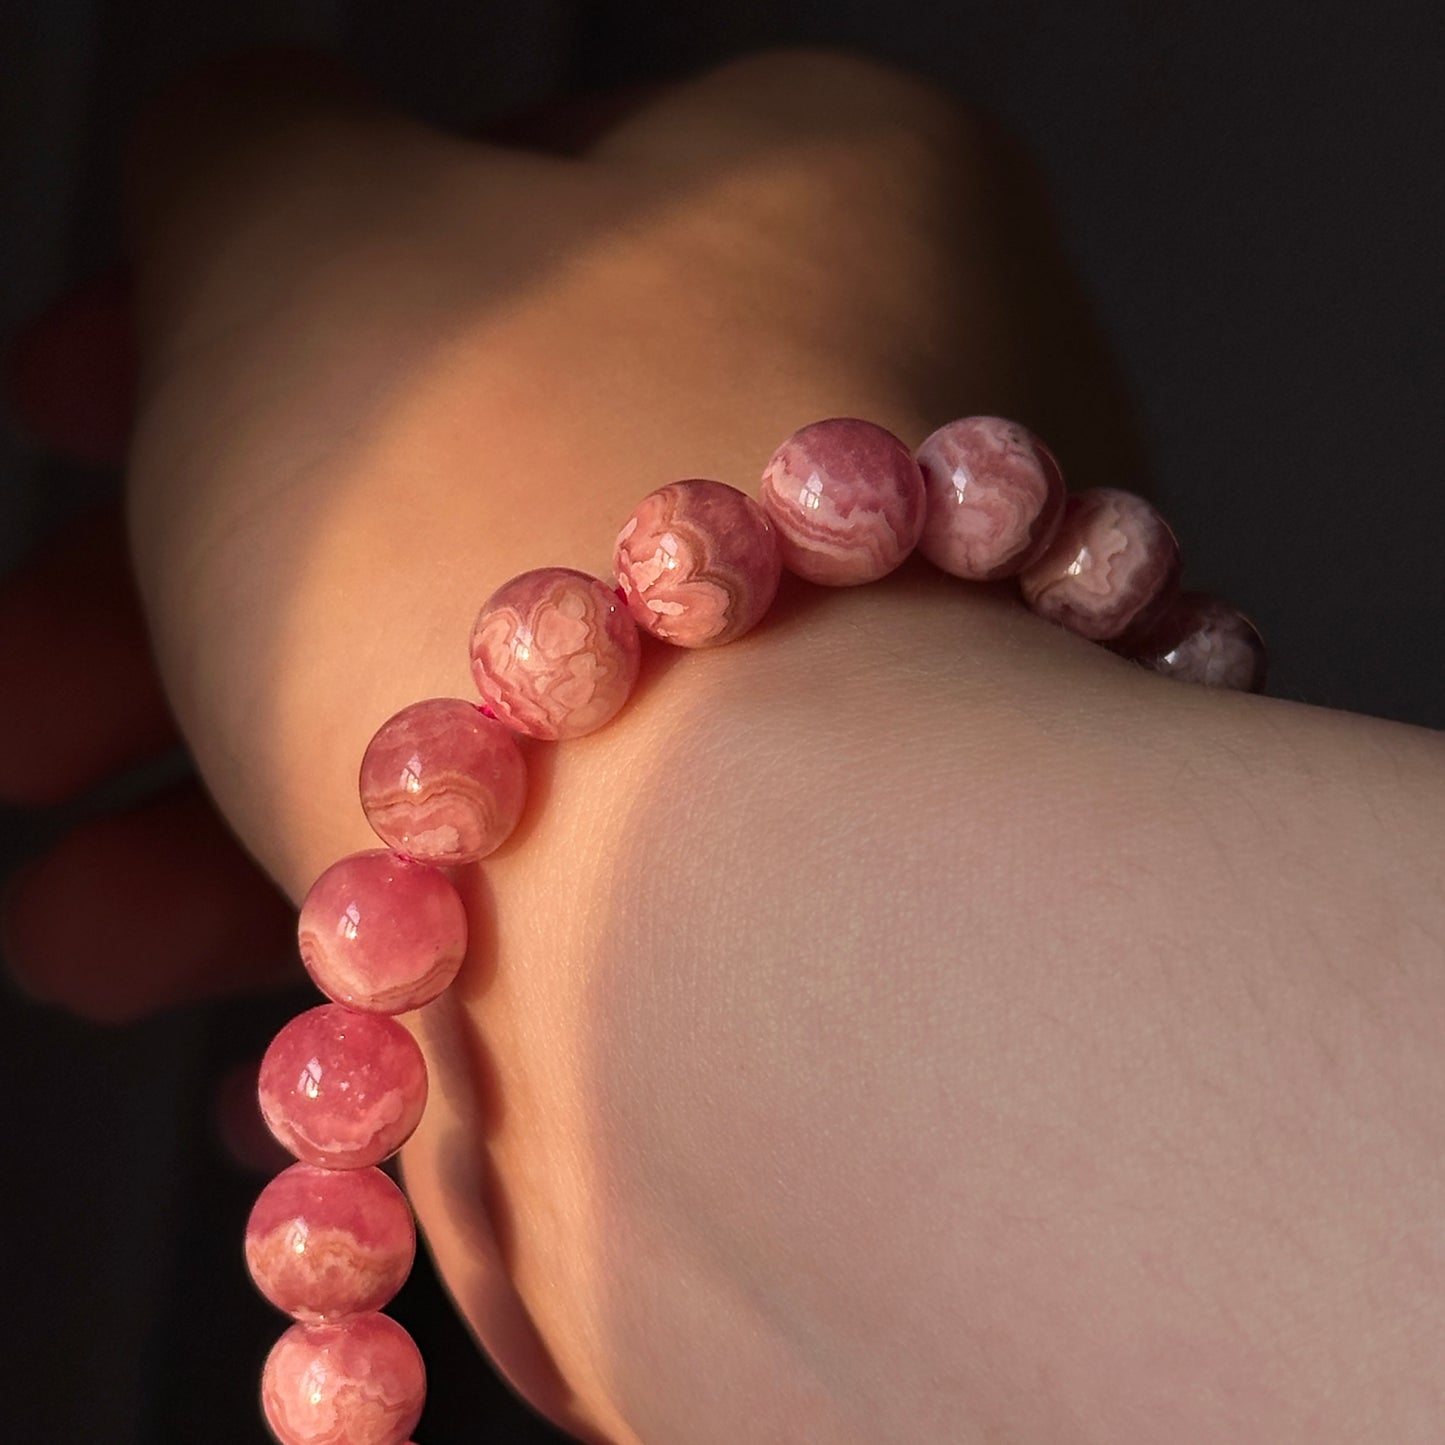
[259,1005,427,1170]
[1120,590,1268,692]
[469,567,641,740]
[915,415,1066,579]
[613,479,783,647]
[359,697,526,864]
[759,417,926,585]
[1018,488,1182,641]
[298,850,467,1014]
[246,1164,415,1322]
[261,1313,424,1445]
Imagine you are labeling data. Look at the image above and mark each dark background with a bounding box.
[2,2,1441,1442]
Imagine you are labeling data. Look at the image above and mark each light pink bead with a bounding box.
[261,1313,424,1445]
[298,851,467,1014]
[359,697,526,864]
[614,479,782,647]
[758,417,926,585]
[1120,590,1268,692]
[246,1164,415,1322]
[1018,488,1182,641]
[915,415,1066,579]
[259,1005,426,1170]
[469,567,641,740]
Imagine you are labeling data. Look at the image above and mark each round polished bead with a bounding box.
[469,567,641,740]
[360,697,526,864]
[915,415,1066,579]
[261,1313,424,1445]
[1120,590,1268,692]
[246,1164,415,1322]
[299,850,467,1014]
[1018,488,1182,641]
[758,417,926,585]
[614,479,782,647]
[259,1005,426,1170]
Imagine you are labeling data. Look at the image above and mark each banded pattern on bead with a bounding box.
[259,1005,427,1170]
[759,417,926,585]
[246,1163,415,1323]
[360,697,526,864]
[261,1313,425,1445]
[298,850,467,1014]
[1118,590,1268,691]
[915,415,1065,580]
[470,566,641,739]
[615,479,782,647]
[1018,487,1182,641]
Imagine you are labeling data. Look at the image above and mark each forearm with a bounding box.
[411,565,1445,1442]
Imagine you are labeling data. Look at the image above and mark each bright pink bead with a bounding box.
[261,1313,424,1445]
[469,567,641,740]
[298,851,467,1014]
[614,479,782,647]
[246,1164,415,1322]
[758,417,926,585]
[359,698,526,864]
[259,1005,426,1170]
[1018,488,1182,641]
[1119,590,1268,692]
[915,415,1066,579]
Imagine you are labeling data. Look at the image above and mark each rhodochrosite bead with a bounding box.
[759,417,926,585]
[261,1312,424,1445]
[246,1164,415,1322]
[614,479,782,647]
[915,415,1066,579]
[1019,488,1182,641]
[360,697,526,864]
[259,1005,427,1169]
[298,850,467,1013]
[470,567,641,740]
[1121,590,1268,691]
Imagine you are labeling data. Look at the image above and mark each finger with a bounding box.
[0,505,179,806]
[2,782,298,1023]
[4,268,136,466]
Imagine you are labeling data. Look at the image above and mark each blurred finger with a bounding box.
[2,782,298,1023]
[4,268,135,466]
[0,505,178,806]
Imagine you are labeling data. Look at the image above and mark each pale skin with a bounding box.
[4,46,1444,1444]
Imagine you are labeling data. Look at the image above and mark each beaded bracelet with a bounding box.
[245,413,1266,1445]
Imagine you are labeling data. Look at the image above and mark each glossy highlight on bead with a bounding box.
[261,1312,425,1445]
[614,479,782,647]
[1120,589,1268,691]
[259,1005,427,1170]
[360,696,527,864]
[298,850,467,1014]
[759,417,926,585]
[1018,487,1181,641]
[470,566,641,739]
[915,415,1065,580]
[246,1163,415,1323]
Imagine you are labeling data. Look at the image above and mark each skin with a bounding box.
[3,46,1444,1444]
